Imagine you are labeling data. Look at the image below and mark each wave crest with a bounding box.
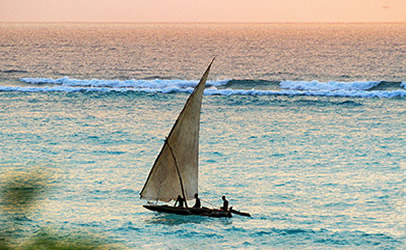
[280,80,381,91]
[20,77,230,89]
[0,77,404,98]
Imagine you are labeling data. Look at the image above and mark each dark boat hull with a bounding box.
[230,208,251,217]
[143,205,232,218]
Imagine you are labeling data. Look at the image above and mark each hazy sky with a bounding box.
[1,0,405,23]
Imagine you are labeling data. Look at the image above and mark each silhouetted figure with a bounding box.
[193,193,201,208]
[221,195,229,211]
[174,195,185,207]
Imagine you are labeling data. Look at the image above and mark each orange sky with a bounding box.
[1,0,405,23]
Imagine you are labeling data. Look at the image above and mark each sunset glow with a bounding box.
[1,0,406,23]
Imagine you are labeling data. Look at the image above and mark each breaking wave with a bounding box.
[280,80,381,91]
[0,78,405,98]
[205,88,406,98]
[20,77,230,88]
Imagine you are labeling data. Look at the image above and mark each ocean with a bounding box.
[0,23,405,248]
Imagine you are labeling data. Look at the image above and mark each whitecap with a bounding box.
[2,83,406,98]
[20,77,230,89]
[280,80,381,91]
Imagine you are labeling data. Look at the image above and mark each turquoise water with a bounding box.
[0,23,405,248]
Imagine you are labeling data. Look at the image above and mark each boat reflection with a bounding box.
[144,213,232,226]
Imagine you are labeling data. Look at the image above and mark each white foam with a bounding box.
[4,78,406,98]
[20,77,230,89]
[0,84,198,94]
[204,88,406,98]
[0,85,112,93]
[3,85,405,98]
[280,80,381,91]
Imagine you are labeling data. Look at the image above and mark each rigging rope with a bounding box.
[198,185,220,209]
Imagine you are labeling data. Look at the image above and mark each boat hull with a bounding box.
[143,205,232,218]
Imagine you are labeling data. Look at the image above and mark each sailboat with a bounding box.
[140,59,232,218]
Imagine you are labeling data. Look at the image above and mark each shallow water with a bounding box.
[0,23,405,248]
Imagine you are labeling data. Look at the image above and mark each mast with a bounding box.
[165,139,188,207]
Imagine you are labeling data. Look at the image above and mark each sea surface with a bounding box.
[0,23,405,249]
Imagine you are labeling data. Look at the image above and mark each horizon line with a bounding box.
[1,21,406,25]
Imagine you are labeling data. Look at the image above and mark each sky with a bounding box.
[1,0,405,23]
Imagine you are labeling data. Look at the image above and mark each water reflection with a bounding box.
[144,213,232,226]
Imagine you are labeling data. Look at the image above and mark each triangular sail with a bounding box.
[140,60,214,202]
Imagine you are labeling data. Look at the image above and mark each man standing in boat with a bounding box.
[221,195,229,211]
[174,195,185,207]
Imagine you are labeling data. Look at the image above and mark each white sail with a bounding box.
[140,60,213,202]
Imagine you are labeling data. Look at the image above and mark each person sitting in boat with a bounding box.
[174,195,185,207]
[193,193,201,208]
[221,195,229,211]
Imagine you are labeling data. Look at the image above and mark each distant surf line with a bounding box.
[20,77,405,91]
[0,77,405,98]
